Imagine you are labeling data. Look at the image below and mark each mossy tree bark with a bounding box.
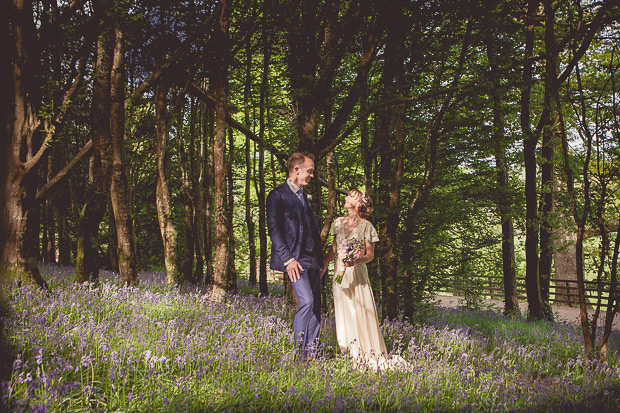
[155,86,180,284]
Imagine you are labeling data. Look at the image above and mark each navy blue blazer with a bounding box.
[266,182,322,272]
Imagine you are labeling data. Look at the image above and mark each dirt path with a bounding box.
[434,295,620,330]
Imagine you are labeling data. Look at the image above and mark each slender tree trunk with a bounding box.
[257,0,270,296]
[590,180,609,341]
[180,101,196,284]
[485,29,520,317]
[76,5,114,284]
[43,157,56,263]
[538,0,561,320]
[211,0,233,298]
[109,21,137,285]
[226,128,237,293]
[245,138,257,285]
[155,87,180,284]
[57,192,71,265]
[320,152,337,244]
[360,83,373,196]
[392,97,406,319]
[193,99,206,284]
[183,196,196,282]
[575,229,592,353]
[107,202,118,270]
[377,1,407,321]
[598,210,620,361]
[559,62,594,355]
[320,151,336,307]
[243,34,257,286]
[522,0,544,320]
[597,69,620,362]
[42,200,52,264]
[204,104,215,285]
[41,205,48,263]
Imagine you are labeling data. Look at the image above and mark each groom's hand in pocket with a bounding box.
[286,260,304,283]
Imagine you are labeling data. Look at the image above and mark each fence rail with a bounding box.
[439,277,617,307]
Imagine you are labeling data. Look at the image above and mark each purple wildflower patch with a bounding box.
[0,263,619,411]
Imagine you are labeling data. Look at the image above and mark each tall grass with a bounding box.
[1,263,619,411]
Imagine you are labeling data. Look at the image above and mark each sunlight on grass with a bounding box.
[1,263,619,411]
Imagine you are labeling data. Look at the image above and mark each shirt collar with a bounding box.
[286,178,302,195]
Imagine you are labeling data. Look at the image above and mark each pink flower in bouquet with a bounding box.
[334,239,364,284]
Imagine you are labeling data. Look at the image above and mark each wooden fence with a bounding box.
[443,277,617,308]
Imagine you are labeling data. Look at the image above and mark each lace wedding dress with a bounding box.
[331,217,408,371]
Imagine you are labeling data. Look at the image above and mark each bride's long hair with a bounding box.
[350,189,373,219]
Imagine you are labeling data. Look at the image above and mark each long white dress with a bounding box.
[331,217,389,369]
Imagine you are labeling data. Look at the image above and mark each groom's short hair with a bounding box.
[288,152,315,174]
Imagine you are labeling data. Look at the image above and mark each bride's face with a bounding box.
[344,191,360,209]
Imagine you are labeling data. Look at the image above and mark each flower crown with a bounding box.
[360,191,368,204]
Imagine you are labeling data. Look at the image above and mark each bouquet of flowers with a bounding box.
[334,238,364,284]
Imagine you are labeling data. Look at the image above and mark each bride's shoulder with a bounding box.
[333,216,344,226]
[363,219,377,231]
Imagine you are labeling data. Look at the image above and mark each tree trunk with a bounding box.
[559,59,594,356]
[43,200,57,264]
[522,0,544,320]
[598,210,620,361]
[257,0,270,296]
[76,4,114,284]
[57,193,72,265]
[320,152,337,244]
[109,21,137,285]
[538,0,562,321]
[211,0,233,299]
[226,128,237,293]
[193,99,206,284]
[203,104,215,285]
[553,228,579,306]
[4,0,88,287]
[183,199,195,282]
[43,159,56,263]
[75,172,107,284]
[180,101,196,284]
[243,34,257,286]
[360,82,373,197]
[377,1,407,321]
[155,86,180,284]
[2,0,47,288]
[484,28,520,317]
[596,65,620,362]
[107,203,118,271]
[575,229,593,354]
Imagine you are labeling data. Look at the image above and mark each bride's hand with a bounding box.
[343,259,356,267]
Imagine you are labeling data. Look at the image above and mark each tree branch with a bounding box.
[35,139,93,202]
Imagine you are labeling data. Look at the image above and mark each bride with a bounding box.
[320,190,407,370]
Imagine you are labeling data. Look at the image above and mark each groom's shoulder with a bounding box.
[270,182,288,194]
[267,182,288,200]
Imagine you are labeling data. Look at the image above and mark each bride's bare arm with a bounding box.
[320,240,337,276]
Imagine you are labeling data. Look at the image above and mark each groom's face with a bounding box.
[294,158,315,188]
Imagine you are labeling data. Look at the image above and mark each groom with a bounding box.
[267,152,323,359]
